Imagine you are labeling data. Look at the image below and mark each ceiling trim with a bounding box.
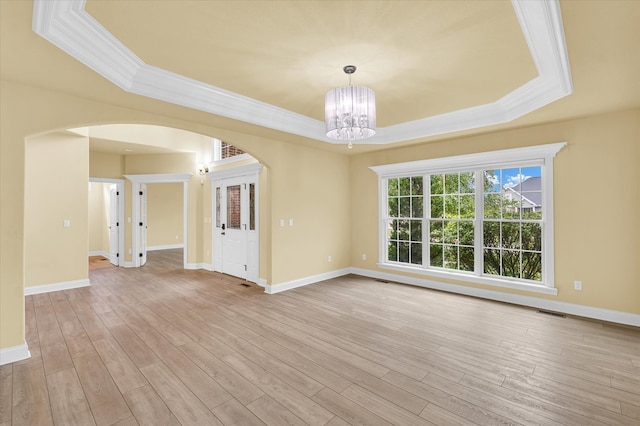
[32,0,572,146]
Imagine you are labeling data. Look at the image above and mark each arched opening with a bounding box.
[23,123,265,295]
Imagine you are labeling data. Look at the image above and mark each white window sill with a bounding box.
[377,262,558,296]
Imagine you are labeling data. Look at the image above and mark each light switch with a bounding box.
[279,219,285,227]
[289,218,294,226]
[63,220,71,228]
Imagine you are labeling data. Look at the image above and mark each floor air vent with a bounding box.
[239,283,251,287]
[537,310,566,318]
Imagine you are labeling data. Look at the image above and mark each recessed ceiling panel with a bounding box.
[86,0,536,127]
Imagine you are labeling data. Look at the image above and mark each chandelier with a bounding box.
[325,65,376,148]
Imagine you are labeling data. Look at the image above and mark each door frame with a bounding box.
[89,177,125,267]
[209,162,262,284]
[124,173,192,268]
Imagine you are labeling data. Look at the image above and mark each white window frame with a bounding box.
[370,142,566,296]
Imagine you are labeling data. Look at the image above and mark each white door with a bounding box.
[108,186,119,266]
[214,177,258,280]
[139,183,148,266]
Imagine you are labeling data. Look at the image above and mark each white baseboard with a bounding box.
[185,263,211,270]
[88,250,109,257]
[24,278,90,296]
[350,267,640,327]
[265,268,351,294]
[122,262,135,268]
[0,344,31,366]
[257,278,267,288]
[147,244,184,251]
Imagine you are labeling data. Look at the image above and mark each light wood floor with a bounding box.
[2,249,639,425]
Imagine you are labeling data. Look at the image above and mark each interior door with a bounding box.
[221,179,247,279]
[108,186,119,266]
[139,183,148,266]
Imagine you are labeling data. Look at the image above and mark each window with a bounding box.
[371,143,565,295]
[212,138,249,164]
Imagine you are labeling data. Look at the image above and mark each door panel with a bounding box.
[222,182,247,279]
[140,183,147,266]
[109,187,119,266]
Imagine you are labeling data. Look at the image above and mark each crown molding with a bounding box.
[32,0,572,146]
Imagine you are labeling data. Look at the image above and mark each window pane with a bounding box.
[443,220,458,244]
[388,242,398,262]
[431,195,443,218]
[399,197,410,217]
[501,222,521,250]
[521,222,542,251]
[399,242,410,263]
[215,187,221,228]
[388,178,398,196]
[398,220,410,240]
[459,247,474,271]
[444,246,457,269]
[484,194,501,219]
[445,174,458,194]
[431,175,444,195]
[502,250,521,278]
[411,177,423,195]
[460,195,475,218]
[502,194,520,219]
[522,191,542,219]
[484,170,500,193]
[227,185,241,229]
[460,172,475,193]
[430,220,443,243]
[388,219,399,239]
[410,220,422,242]
[249,183,255,230]
[410,243,422,265]
[483,249,500,275]
[444,195,459,218]
[430,244,443,267]
[483,221,500,247]
[411,197,423,218]
[388,197,398,217]
[522,251,542,281]
[399,177,411,196]
[459,221,474,245]
[501,168,519,188]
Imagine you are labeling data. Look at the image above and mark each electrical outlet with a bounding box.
[574,280,582,291]
[328,255,332,262]
[362,254,366,261]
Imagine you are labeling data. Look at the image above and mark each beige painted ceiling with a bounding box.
[1,1,639,153]
[86,0,536,127]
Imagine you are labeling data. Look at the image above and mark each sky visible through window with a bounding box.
[486,166,542,191]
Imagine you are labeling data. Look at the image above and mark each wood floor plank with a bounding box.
[122,384,180,426]
[420,403,477,426]
[45,367,93,426]
[312,387,394,426]
[212,398,266,426]
[73,354,132,426]
[178,341,264,405]
[246,395,307,426]
[108,325,160,369]
[139,362,222,426]
[11,361,52,426]
[340,384,435,426]
[0,365,11,426]
[92,338,148,394]
[223,352,334,426]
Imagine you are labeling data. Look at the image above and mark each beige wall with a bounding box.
[146,183,184,248]
[350,109,640,314]
[24,133,89,287]
[90,151,124,179]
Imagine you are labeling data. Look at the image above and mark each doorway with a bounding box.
[211,163,262,283]
[89,178,125,267]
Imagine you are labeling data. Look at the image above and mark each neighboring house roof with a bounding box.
[505,177,542,207]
